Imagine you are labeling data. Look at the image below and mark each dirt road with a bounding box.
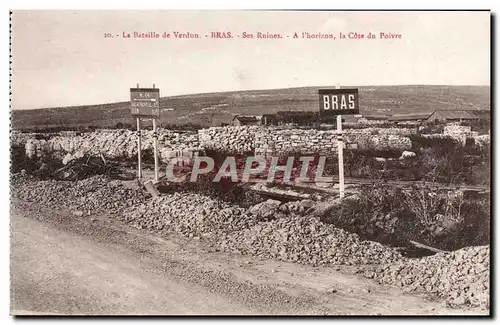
[10,211,256,315]
[10,201,487,315]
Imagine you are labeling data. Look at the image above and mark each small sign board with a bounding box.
[130,88,160,118]
[318,88,359,116]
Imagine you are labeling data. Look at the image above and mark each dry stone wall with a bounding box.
[198,126,258,153]
[423,123,490,149]
[11,131,36,147]
[19,124,492,164]
[255,129,338,155]
[199,126,413,155]
[22,129,200,164]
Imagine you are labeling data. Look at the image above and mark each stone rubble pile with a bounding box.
[443,124,475,136]
[344,129,412,152]
[11,174,148,215]
[421,123,490,149]
[367,127,416,136]
[13,173,401,267]
[473,134,490,149]
[442,124,476,146]
[198,126,258,153]
[399,150,416,159]
[421,133,463,145]
[11,172,489,309]
[120,192,261,237]
[117,189,403,266]
[11,131,40,147]
[361,245,490,309]
[22,129,200,163]
[200,126,412,156]
[254,128,337,155]
[214,215,403,266]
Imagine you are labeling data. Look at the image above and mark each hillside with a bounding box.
[11,85,490,131]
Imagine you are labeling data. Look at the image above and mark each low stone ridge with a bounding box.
[360,245,490,309]
[20,129,200,163]
[11,174,489,309]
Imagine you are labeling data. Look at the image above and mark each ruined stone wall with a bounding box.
[22,129,200,163]
[198,126,413,155]
[198,126,258,153]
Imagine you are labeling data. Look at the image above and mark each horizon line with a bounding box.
[12,83,491,111]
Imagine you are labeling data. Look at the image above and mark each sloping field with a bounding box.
[11,85,490,130]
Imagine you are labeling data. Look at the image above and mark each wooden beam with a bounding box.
[409,240,449,254]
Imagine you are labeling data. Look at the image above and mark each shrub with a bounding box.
[10,145,38,174]
[321,184,490,250]
[321,185,407,243]
[408,134,490,185]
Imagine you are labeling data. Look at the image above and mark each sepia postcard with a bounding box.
[9,10,491,316]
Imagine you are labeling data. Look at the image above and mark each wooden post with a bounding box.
[336,84,344,199]
[152,83,159,182]
[153,118,159,182]
[136,117,142,179]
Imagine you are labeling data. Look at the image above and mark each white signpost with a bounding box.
[130,84,160,182]
[336,115,344,197]
[152,118,159,182]
[136,116,142,179]
[318,86,360,199]
[335,85,344,199]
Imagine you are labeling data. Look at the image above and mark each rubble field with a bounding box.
[11,174,490,310]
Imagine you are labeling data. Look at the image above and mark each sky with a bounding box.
[11,10,490,110]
